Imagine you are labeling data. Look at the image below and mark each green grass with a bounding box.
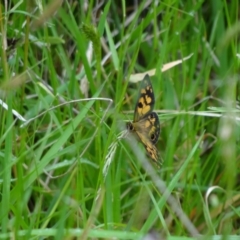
[0,0,240,239]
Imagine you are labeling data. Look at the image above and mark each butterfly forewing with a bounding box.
[133,75,155,122]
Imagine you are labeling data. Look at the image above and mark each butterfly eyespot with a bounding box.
[150,133,156,141]
[149,113,154,119]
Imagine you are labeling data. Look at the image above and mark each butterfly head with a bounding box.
[126,122,134,131]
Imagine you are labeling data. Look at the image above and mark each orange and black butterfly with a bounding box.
[127,74,161,166]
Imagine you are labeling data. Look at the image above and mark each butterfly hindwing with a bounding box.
[133,112,160,163]
[146,112,160,145]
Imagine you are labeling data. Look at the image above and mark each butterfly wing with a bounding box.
[133,74,155,122]
[133,112,161,165]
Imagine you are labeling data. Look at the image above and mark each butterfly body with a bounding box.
[127,74,161,165]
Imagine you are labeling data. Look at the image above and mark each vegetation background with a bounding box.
[0,0,240,239]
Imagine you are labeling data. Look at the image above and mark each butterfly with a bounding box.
[127,74,161,166]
